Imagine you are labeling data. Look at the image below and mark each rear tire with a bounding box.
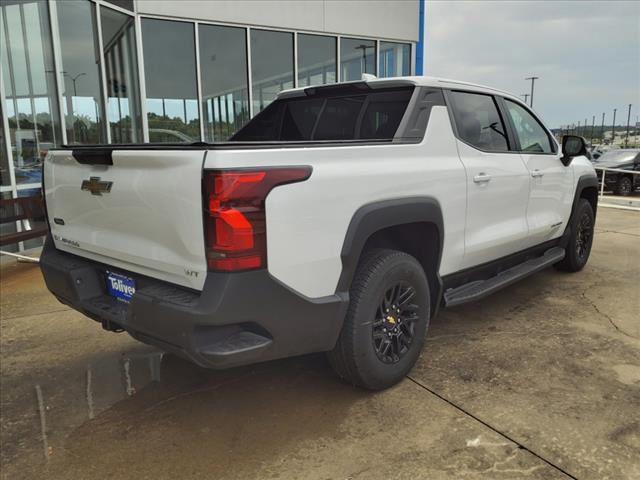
[554,199,595,272]
[615,176,633,196]
[327,249,430,390]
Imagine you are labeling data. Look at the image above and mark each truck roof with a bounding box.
[278,75,522,104]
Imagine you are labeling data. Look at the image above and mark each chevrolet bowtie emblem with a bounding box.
[81,177,113,196]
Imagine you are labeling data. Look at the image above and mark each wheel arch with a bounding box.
[574,174,599,220]
[336,197,444,316]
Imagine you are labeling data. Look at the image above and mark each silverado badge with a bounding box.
[81,176,113,196]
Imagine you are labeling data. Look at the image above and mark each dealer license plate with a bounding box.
[106,272,136,303]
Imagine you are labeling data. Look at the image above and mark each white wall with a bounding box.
[135,0,419,42]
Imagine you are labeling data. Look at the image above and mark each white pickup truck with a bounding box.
[40,76,598,390]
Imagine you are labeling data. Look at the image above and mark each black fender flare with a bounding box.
[572,174,599,218]
[335,197,444,295]
[561,174,598,246]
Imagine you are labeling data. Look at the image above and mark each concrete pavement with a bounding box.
[1,208,638,479]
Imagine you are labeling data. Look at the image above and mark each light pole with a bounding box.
[64,72,87,97]
[600,112,605,144]
[521,93,529,104]
[625,104,632,147]
[525,76,538,108]
[577,120,581,136]
[590,115,595,145]
[612,108,617,145]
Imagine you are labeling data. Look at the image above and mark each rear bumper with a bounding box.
[40,237,348,369]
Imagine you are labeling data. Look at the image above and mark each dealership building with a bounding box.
[0,1,422,252]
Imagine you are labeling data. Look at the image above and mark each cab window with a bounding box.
[504,100,554,154]
[448,91,509,152]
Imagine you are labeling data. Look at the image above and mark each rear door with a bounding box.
[44,148,208,290]
[500,99,573,246]
[447,90,531,269]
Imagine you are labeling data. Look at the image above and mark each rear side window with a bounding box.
[230,102,284,141]
[504,100,553,153]
[314,96,366,140]
[449,91,509,152]
[231,86,413,141]
[281,98,324,140]
[360,90,414,139]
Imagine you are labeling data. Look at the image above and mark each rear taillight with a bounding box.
[203,167,312,272]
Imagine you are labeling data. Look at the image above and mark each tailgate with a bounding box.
[44,149,207,290]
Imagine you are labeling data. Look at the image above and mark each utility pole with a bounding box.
[525,76,538,108]
[521,93,530,104]
[612,108,617,145]
[590,115,595,144]
[600,112,605,144]
[625,104,632,147]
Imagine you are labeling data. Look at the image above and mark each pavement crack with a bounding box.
[406,376,578,480]
[580,284,636,339]
[595,228,640,238]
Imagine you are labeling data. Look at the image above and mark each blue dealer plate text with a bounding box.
[106,272,136,303]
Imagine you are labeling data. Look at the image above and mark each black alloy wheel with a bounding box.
[575,211,593,262]
[373,283,419,364]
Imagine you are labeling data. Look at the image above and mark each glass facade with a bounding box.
[379,42,411,78]
[142,18,199,143]
[57,0,105,144]
[0,0,413,250]
[199,24,249,142]
[298,34,336,87]
[341,37,376,81]
[101,6,142,143]
[1,0,62,185]
[251,29,294,113]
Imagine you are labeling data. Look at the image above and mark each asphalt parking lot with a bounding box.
[1,207,638,480]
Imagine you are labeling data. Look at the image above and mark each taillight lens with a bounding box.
[203,167,312,272]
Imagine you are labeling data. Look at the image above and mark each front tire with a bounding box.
[328,249,430,390]
[555,198,595,272]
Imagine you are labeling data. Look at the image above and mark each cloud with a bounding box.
[425,0,640,127]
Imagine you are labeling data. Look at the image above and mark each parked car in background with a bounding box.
[593,149,640,196]
[590,145,616,160]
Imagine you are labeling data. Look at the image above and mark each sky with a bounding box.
[425,0,640,129]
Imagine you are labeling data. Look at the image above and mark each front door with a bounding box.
[448,90,531,269]
[501,99,573,246]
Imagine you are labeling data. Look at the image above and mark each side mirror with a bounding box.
[561,135,587,166]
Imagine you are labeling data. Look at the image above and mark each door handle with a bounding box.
[531,169,544,178]
[473,173,491,183]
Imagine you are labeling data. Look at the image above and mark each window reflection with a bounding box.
[250,29,294,112]
[0,102,8,186]
[141,18,199,143]
[199,24,249,142]
[1,0,62,185]
[56,0,106,144]
[340,38,375,81]
[101,6,142,143]
[379,42,410,78]
[298,34,336,87]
